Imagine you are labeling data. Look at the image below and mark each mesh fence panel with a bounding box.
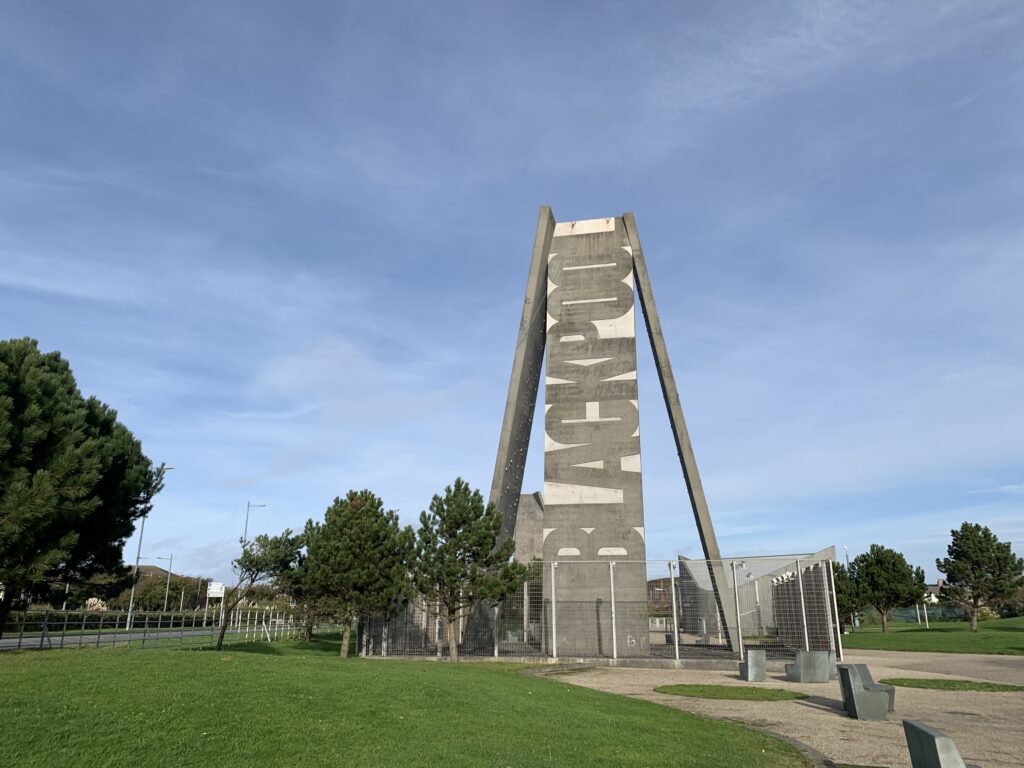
[364,556,842,661]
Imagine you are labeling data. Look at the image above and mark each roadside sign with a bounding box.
[208,582,225,598]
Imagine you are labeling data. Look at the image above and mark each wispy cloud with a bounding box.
[973,485,1024,496]
[2,1,1022,583]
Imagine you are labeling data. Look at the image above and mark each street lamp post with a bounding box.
[242,501,266,545]
[162,554,173,612]
[126,464,172,630]
[235,502,266,628]
[144,555,173,612]
[126,513,148,631]
[844,546,855,629]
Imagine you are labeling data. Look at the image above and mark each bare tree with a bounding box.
[215,531,299,651]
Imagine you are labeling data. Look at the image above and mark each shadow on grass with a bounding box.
[197,632,352,657]
[288,635,345,655]
[252,632,358,657]
[225,643,284,656]
[854,626,960,634]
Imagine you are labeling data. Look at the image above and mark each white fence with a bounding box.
[0,609,301,652]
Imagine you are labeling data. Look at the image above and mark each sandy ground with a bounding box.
[552,651,1024,767]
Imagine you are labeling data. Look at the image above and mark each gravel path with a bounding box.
[552,651,1023,767]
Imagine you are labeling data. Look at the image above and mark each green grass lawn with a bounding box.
[879,677,1024,692]
[654,684,808,701]
[0,634,811,768]
[840,615,1024,655]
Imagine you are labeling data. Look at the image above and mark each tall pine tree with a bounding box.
[303,490,414,657]
[0,338,162,630]
[412,478,527,661]
[937,522,1023,631]
[849,544,925,633]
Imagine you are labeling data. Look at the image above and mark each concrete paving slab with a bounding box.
[553,649,1023,767]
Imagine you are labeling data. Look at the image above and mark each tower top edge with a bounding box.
[553,217,618,237]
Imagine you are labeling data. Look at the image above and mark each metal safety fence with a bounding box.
[0,608,302,652]
[362,556,843,662]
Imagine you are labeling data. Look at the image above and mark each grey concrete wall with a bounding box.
[489,208,554,544]
[489,207,739,659]
[513,492,544,563]
[542,216,648,656]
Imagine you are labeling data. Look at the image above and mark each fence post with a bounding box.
[39,610,49,649]
[608,561,618,660]
[493,604,500,658]
[17,611,27,650]
[669,561,680,661]
[143,613,150,648]
[96,613,105,648]
[923,603,930,629]
[825,560,842,660]
[550,561,558,660]
[78,611,87,648]
[796,559,810,651]
[435,601,442,658]
[731,560,744,662]
[60,610,69,650]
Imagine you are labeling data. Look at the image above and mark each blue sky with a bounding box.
[2,1,1022,582]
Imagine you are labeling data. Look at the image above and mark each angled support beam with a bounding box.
[624,212,739,653]
[488,207,554,543]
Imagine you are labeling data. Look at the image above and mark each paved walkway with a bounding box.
[555,651,1023,767]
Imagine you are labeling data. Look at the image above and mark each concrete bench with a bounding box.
[739,649,766,682]
[837,664,888,720]
[785,649,830,683]
[853,663,895,711]
[903,719,980,768]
